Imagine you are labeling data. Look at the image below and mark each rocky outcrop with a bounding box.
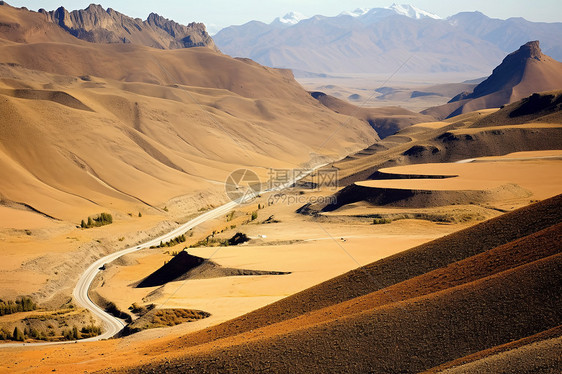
[38,4,217,51]
[145,13,214,49]
[460,41,544,101]
[424,41,562,119]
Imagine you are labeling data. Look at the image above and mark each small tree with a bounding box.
[87,217,93,227]
[12,327,24,341]
[72,326,79,340]
[138,212,142,217]
[81,220,86,228]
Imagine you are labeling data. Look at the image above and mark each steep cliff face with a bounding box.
[145,13,214,49]
[37,4,217,51]
[467,41,545,100]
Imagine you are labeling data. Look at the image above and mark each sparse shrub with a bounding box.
[154,234,187,248]
[12,327,24,341]
[63,329,73,340]
[72,326,79,340]
[81,213,113,229]
[80,325,101,337]
[0,297,36,316]
[373,218,392,225]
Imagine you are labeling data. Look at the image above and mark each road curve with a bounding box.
[0,165,324,348]
[73,200,241,341]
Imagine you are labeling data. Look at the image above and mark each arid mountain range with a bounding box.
[0,2,560,373]
[3,2,217,50]
[215,6,562,75]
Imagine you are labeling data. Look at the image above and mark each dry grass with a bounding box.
[124,309,210,335]
[124,195,562,373]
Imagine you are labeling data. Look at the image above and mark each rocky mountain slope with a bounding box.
[6,2,217,50]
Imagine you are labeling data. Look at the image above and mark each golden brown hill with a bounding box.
[120,195,562,373]
[424,41,562,119]
[310,91,434,138]
[329,91,562,185]
[469,89,562,127]
[0,5,378,222]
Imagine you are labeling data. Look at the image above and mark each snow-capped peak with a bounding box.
[339,8,370,17]
[273,11,308,25]
[388,3,441,20]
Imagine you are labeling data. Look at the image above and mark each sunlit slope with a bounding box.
[125,195,562,373]
[0,64,376,221]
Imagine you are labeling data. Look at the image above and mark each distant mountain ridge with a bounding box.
[273,4,440,26]
[214,5,562,75]
[35,3,217,50]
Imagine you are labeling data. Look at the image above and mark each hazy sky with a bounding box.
[8,0,562,34]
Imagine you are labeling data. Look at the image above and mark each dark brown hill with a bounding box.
[126,195,562,373]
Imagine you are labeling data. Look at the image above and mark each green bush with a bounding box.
[0,297,36,316]
[80,325,102,337]
[12,327,24,341]
[373,218,392,225]
[151,234,187,249]
[81,213,113,228]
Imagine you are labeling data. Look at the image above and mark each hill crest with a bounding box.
[423,41,562,119]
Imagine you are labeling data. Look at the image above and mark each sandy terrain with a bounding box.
[0,4,560,372]
[364,157,562,197]
[2,193,556,373]
[91,192,461,338]
[0,3,379,316]
[332,93,562,184]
